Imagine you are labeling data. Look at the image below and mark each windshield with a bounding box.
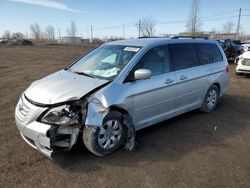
[69,45,140,80]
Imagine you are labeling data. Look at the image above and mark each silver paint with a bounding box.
[15,38,229,158]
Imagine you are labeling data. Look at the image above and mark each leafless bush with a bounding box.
[66,21,77,43]
[2,30,11,39]
[30,23,42,40]
[222,21,235,33]
[137,16,156,37]
[11,32,24,39]
[45,25,56,44]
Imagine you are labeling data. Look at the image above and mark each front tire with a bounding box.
[83,111,126,156]
[200,85,219,113]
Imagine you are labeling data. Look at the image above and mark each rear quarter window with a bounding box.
[195,43,223,64]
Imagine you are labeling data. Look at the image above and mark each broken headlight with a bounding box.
[39,104,80,126]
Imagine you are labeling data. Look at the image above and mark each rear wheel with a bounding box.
[83,111,126,156]
[200,85,219,113]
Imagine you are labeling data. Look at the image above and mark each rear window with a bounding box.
[195,43,223,64]
[169,43,198,71]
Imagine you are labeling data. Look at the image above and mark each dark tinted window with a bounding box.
[195,43,223,64]
[133,45,171,76]
[225,39,231,47]
[169,43,198,71]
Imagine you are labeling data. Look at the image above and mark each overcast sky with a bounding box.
[0,0,249,38]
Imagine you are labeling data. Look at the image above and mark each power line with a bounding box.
[73,10,249,35]
[200,15,239,21]
[56,9,250,38]
[157,20,187,25]
[201,9,238,19]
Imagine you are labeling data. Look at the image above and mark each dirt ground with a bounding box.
[0,46,249,188]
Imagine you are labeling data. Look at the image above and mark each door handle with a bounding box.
[180,75,188,80]
[165,78,174,84]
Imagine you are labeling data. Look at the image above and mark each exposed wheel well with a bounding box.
[109,105,129,116]
[213,83,221,95]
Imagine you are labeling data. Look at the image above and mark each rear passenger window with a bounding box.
[169,43,198,71]
[195,43,223,64]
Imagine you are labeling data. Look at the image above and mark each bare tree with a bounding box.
[45,25,55,44]
[137,16,156,37]
[30,23,41,40]
[67,21,77,43]
[2,30,11,39]
[11,32,24,39]
[222,21,234,33]
[186,0,202,36]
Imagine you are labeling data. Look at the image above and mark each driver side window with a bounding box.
[132,45,171,77]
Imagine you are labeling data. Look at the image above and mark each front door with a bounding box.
[125,45,177,130]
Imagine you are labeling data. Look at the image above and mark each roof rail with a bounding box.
[137,36,162,39]
[171,36,208,40]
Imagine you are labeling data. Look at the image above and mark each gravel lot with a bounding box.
[0,46,249,188]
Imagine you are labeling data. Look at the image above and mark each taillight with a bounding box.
[226,66,229,73]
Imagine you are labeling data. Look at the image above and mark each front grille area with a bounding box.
[16,97,36,122]
[242,58,250,66]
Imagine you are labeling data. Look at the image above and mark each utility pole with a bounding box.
[138,19,141,38]
[58,28,61,43]
[123,24,125,39]
[236,8,241,39]
[87,30,89,41]
[90,25,93,43]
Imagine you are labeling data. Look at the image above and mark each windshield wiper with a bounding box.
[74,71,95,78]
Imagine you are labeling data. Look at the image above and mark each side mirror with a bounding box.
[134,69,151,80]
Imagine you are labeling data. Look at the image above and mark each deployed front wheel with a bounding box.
[83,111,126,156]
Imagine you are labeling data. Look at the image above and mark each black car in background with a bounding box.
[215,39,241,62]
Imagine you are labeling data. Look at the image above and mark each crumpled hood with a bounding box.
[25,70,108,105]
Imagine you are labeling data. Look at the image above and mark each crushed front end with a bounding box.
[15,94,87,159]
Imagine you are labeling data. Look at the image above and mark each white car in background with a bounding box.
[241,43,250,52]
[235,51,250,75]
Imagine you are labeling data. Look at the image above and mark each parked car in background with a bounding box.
[235,51,250,75]
[15,38,229,158]
[232,40,241,46]
[241,43,250,52]
[215,39,241,62]
[0,38,33,46]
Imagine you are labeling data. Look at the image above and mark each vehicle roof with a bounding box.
[106,38,218,47]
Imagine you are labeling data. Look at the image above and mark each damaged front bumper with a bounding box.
[16,117,80,159]
[15,95,80,159]
[15,94,136,159]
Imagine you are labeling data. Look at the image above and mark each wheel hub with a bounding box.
[98,120,122,149]
[206,89,217,109]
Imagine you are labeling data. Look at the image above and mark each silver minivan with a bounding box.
[15,38,229,158]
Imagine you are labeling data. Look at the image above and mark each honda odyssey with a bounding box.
[15,38,229,158]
